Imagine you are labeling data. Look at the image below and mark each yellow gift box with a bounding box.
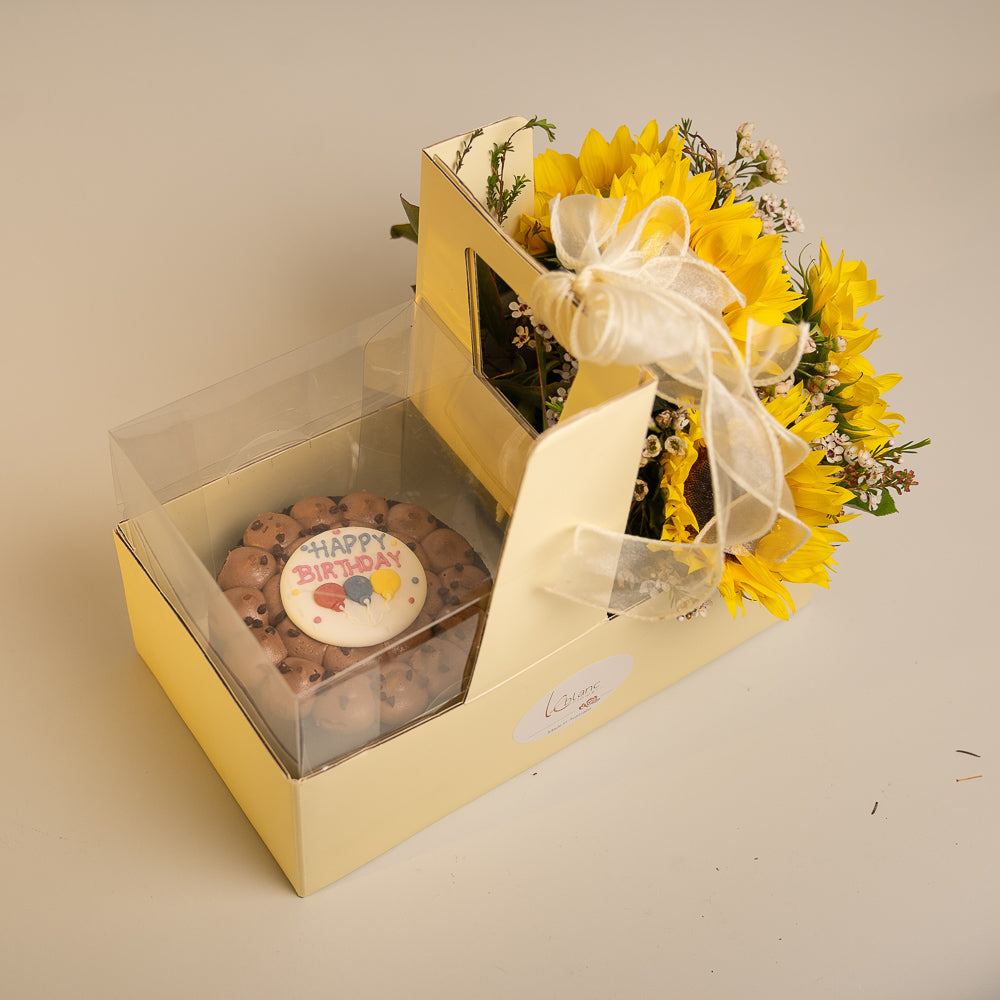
[112,117,798,895]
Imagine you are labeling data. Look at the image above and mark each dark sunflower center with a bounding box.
[684,450,715,529]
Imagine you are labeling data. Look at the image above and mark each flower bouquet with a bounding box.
[396,116,926,621]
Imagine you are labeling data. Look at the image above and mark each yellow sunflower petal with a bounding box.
[534,150,582,201]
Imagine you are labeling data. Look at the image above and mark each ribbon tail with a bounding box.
[547,524,724,621]
[742,317,810,386]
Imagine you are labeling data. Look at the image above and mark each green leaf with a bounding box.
[389,222,417,243]
[400,195,420,235]
[838,417,871,437]
[523,116,557,142]
[872,491,899,516]
[389,195,421,244]
[875,437,931,461]
[491,378,549,405]
[845,492,899,517]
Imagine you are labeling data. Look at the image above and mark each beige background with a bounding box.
[3,1,998,997]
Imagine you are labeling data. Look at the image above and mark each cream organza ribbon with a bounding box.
[531,194,811,619]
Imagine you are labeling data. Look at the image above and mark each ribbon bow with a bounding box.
[531,194,811,619]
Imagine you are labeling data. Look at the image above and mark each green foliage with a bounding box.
[482,117,556,225]
[389,195,420,243]
[453,128,484,174]
[389,117,555,240]
[845,492,899,517]
[874,438,931,462]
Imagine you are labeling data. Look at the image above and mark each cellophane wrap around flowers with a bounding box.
[503,119,924,620]
[529,192,812,618]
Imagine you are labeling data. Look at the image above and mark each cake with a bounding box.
[217,490,491,748]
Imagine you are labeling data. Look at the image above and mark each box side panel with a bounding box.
[295,596,788,894]
[415,121,543,352]
[407,305,531,517]
[410,143,544,515]
[409,129,672,694]
[413,128,646,435]
[114,532,305,892]
[467,374,660,697]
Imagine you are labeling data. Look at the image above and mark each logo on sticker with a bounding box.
[513,654,633,744]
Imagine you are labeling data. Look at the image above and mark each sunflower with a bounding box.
[495,118,923,619]
[517,121,803,349]
[805,242,903,452]
[654,385,854,619]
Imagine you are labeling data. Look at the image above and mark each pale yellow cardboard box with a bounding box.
[113,118,797,895]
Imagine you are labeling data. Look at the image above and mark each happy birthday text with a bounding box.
[289,531,404,587]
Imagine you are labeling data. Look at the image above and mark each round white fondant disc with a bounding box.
[279,528,426,647]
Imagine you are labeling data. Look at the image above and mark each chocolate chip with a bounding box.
[257,604,267,615]
[250,519,263,530]
[275,532,285,543]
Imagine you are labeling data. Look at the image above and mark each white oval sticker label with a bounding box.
[513,654,633,744]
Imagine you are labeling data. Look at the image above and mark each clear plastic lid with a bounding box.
[111,301,513,777]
